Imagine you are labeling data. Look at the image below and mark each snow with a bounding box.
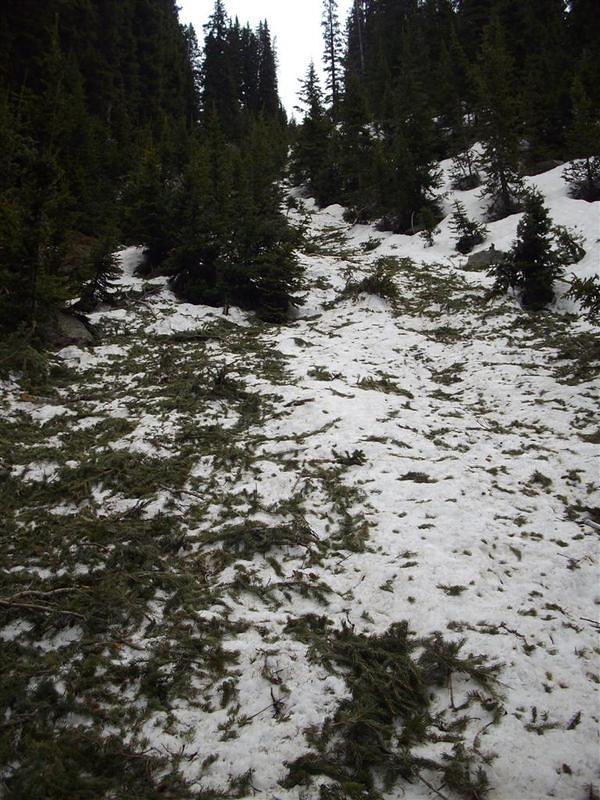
[1,160,598,799]
[148,301,251,335]
[29,404,74,425]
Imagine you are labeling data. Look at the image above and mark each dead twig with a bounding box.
[448,671,456,710]
[418,774,451,800]
[499,622,532,647]
[0,598,85,620]
[159,483,205,501]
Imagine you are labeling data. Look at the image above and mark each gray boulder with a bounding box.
[43,311,97,348]
[526,159,564,177]
[464,245,505,271]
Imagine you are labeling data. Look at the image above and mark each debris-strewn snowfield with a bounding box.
[0,162,598,799]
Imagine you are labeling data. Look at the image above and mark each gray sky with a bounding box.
[177,0,353,115]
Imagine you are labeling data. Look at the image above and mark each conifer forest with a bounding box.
[0,1,598,798]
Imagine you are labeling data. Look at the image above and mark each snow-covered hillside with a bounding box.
[0,162,598,799]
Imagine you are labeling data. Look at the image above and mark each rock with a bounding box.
[525,159,564,176]
[376,215,424,235]
[464,245,505,271]
[42,311,97,348]
[451,173,481,191]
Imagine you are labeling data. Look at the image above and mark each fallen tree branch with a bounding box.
[0,598,85,620]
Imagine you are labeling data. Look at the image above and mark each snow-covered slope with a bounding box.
[0,163,598,799]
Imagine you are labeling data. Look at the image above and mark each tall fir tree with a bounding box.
[568,0,600,107]
[292,63,338,206]
[346,0,367,78]
[322,0,344,117]
[291,0,598,240]
[518,0,570,163]
[257,22,280,116]
[0,0,199,334]
[0,0,299,334]
[201,0,239,136]
[166,6,302,318]
[473,15,524,219]
[337,72,374,217]
[458,0,495,57]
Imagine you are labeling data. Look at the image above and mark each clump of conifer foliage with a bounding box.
[450,201,488,254]
[293,0,599,236]
[566,275,600,323]
[489,190,585,309]
[165,4,305,321]
[0,0,303,339]
[283,617,503,800]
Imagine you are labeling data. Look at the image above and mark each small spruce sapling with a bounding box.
[489,189,585,310]
[449,200,488,254]
[449,147,481,191]
[562,77,600,202]
[566,275,600,324]
[418,207,440,247]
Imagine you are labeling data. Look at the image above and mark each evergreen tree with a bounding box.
[568,0,600,108]
[418,206,440,247]
[257,22,280,116]
[458,0,495,58]
[183,23,203,112]
[168,132,229,306]
[345,0,367,78]
[201,0,238,135]
[231,119,304,320]
[123,136,175,269]
[562,75,600,202]
[0,93,37,330]
[490,189,585,309]
[439,29,480,188]
[519,0,569,163]
[169,116,303,319]
[337,72,375,217]
[449,146,480,191]
[239,24,260,113]
[380,22,443,232]
[162,3,299,319]
[322,0,344,116]
[375,124,441,234]
[292,63,338,206]
[473,16,524,219]
[566,275,600,324]
[449,200,488,254]
[0,0,199,333]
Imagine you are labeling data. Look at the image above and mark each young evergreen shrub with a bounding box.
[563,158,600,202]
[449,200,488,254]
[341,258,399,302]
[418,207,440,247]
[489,189,585,310]
[566,276,600,323]
[449,151,481,191]
[562,77,600,202]
[360,237,382,253]
[0,331,50,384]
[74,240,120,312]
